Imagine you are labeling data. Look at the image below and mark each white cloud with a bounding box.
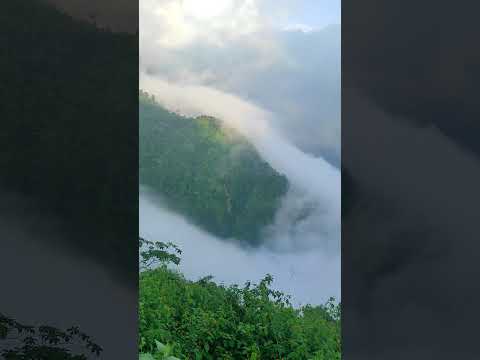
[139,73,341,304]
[151,0,196,48]
[140,0,265,49]
[139,0,341,303]
[140,9,341,161]
[139,75,340,235]
[140,190,340,305]
[284,23,315,33]
[182,0,234,20]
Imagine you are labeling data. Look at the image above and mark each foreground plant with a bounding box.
[138,237,341,359]
[0,314,102,359]
[139,340,181,360]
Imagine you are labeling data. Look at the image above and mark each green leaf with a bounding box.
[155,340,166,352]
[139,353,155,360]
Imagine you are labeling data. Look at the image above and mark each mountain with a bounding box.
[139,90,288,245]
[141,24,340,165]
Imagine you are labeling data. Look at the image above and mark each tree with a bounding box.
[0,314,102,359]
[139,236,182,271]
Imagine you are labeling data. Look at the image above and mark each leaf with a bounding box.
[139,353,155,360]
[155,340,167,352]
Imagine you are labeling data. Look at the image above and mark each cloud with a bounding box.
[283,23,315,33]
[140,0,340,163]
[140,189,340,305]
[139,0,341,304]
[140,0,264,49]
[140,73,340,253]
[139,73,340,303]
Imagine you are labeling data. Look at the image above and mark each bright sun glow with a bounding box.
[182,0,232,20]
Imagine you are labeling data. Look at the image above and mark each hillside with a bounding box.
[139,90,288,244]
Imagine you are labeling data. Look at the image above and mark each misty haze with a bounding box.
[139,0,341,358]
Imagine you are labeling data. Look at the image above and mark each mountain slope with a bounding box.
[139,90,288,244]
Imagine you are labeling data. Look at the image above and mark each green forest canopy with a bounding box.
[139,90,289,245]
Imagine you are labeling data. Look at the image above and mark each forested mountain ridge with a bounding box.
[139,90,288,244]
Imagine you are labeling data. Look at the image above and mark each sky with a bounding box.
[262,0,340,30]
[139,0,341,305]
[140,0,340,163]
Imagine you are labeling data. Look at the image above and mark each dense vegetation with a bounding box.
[139,238,341,360]
[139,91,288,245]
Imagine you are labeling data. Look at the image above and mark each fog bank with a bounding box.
[140,189,340,305]
[140,74,340,255]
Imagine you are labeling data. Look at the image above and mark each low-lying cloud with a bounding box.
[140,189,340,305]
[139,72,340,303]
[140,73,340,254]
[139,0,340,304]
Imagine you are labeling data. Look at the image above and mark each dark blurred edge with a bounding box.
[0,0,138,358]
[342,1,480,359]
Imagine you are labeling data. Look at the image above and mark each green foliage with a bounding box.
[139,238,341,359]
[139,236,182,271]
[0,314,102,359]
[139,340,181,360]
[139,90,289,245]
